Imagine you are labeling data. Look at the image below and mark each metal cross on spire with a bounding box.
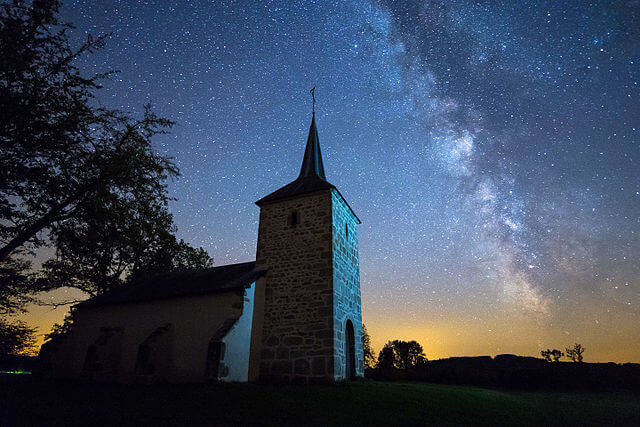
[310,86,316,114]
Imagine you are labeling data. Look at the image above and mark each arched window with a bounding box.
[134,324,172,383]
[81,327,123,381]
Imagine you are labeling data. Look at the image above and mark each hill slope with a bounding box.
[1,377,639,425]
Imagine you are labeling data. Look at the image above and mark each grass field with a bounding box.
[1,377,639,426]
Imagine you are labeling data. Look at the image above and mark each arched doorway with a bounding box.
[81,345,98,378]
[134,324,172,383]
[205,340,225,381]
[81,327,123,381]
[345,320,356,380]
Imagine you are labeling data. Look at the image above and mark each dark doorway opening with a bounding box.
[134,324,172,383]
[345,320,356,380]
[205,340,225,380]
[134,341,154,378]
[81,327,124,381]
[81,345,98,377]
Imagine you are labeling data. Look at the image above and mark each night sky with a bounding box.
[23,0,640,362]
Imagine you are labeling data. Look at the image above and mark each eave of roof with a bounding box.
[78,261,266,308]
[255,175,335,206]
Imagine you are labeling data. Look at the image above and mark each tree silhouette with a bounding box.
[377,340,427,370]
[0,252,36,356]
[565,343,585,363]
[361,324,376,370]
[44,308,75,344]
[0,320,36,355]
[0,0,195,266]
[377,342,396,371]
[0,257,33,316]
[541,348,564,362]
[40,185,213,297]
[0,0,211,348]
[391,340,427,369]
[1,0,119,263]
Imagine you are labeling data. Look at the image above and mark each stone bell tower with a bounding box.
[253,102,363,382]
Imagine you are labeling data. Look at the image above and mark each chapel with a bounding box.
[44,108,364,383]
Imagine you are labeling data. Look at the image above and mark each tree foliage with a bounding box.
[377,340,427,370]
[1,0,114,262]
[392,339,428,370]
[0,0,212,350]
[377,342,397,371]
[541,348,564,362]
[43,307,75,343]
[566,343,585,363]
[1,0,212,292]
[0,319,36,355]
[361,324,376,370]
[0,256,34,315]
[40,170,213,297]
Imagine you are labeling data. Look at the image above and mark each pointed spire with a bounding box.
[298,113,327,180]
[255,87,339,207]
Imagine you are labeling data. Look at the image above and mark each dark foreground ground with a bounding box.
[1,376,639,426]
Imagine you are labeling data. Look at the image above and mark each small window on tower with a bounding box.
[289,211,299,228]
[345,223,349,238]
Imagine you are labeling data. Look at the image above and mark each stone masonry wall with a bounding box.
[256,192,335,382]
[331,190,364,380]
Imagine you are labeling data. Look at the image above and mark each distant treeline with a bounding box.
[367,354,640,392]
[0,354,38,373]
[3,353,639,392]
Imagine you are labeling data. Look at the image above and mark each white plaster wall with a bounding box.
[220,283,255,382]
[331,190,364,380]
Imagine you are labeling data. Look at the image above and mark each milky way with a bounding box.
[24,0,640,361]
